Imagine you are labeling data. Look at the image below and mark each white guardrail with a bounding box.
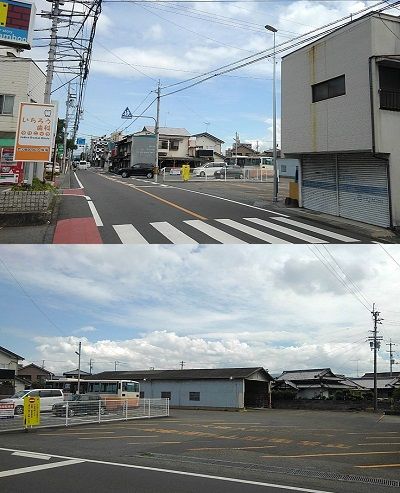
[160,166,273,183]
[0,398,169,432]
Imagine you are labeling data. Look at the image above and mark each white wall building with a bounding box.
[281,12,400,229]
[189,132,224,160]
[138,126,191,160]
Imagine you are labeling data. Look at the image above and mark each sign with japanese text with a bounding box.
[23,396,40,427]
[0,402,14,419]
[14,103,57,162]
[0,0,35,49]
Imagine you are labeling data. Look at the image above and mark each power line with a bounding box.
[378,243,400,269]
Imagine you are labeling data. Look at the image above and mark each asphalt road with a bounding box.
[58,169,378,244]
[1,409,399,493]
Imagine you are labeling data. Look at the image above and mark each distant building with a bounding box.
[18,363,54,385]
[189,132,225,161]
[0,345,25,395]
[62,369,91,379]
[92,367,274,409]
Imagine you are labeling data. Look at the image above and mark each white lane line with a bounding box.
[273,217,359,243]
[216,219,290,244]
[113,224,148,244]
[73,172,84,189]
[184,220,247,244]
[87,200,103,227]
[12,451,51,460]
[0,447,334,493]
[0,459,84,478]
[244,218,328,244]
[151,222,198,244]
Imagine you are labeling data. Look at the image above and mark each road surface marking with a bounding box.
[127,441,181,445]
[244,218,328,243]
[73,171,84,189]
[216,219,290,244]
[189,446,277,450]
[273,217,359,242]
[184,220,247,244]
[0,447,335,493]
[113,224,148,244]
[12,451,51,460]
[151,222,198,244]
[355,463,400,469]
[86,197,103,226]
[262,451,400,458]
[79,435,159,440]
[0,459,84,478]
[357,443,400,446]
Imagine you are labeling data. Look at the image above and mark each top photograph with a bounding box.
[0,0,400,244]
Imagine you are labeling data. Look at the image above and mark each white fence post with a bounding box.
[65,401,69,427]
[98,400,101,423]
[125,399,128,420]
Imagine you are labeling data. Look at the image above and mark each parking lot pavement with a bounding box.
[0,409,399,493]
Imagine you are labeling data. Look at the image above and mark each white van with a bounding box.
[0,388,64,415]
[78,160,88,170]
[193,162,226,177]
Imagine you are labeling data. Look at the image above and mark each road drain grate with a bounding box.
[139,453,400,488]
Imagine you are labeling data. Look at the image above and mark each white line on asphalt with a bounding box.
[12,451,51,460]
[113,224,149,244]
[184,220,247,244]
[73,172,84,189]
[272,217,359,243]
[0,459,84,478]
[216,219,290,244]
[0,447,334,493]
[86,199,104,227]
[244,218,328,244]
[151,222,198,244]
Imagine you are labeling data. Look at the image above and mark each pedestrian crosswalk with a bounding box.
[110,216,360,244]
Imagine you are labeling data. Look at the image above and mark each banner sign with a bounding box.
[131,135,156,167]
[0,402,14,419]
[76,138,85,145]
[0,147,24,184]
[24,396,40,427]
[14,103,57,162]
[0,0,35,49]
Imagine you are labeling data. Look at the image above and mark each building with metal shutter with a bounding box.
[92,367,273,410]
[281,12,400,229]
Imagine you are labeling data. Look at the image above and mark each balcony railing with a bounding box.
[380,89,400,111]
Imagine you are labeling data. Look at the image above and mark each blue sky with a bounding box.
[27,0,398,151]
[0,245,399,377]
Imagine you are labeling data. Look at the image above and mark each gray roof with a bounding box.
[350,377,400,389]
[92,367,273,382]
[0,346,24,361]
[143,126,190,137]
[191,132,224,143]
[276,368,335,381]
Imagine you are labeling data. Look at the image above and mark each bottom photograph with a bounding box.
[0,244,399,493]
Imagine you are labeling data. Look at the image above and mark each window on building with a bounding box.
[189,392,200,401]
[281,165,287,172]
[160,140,169,150]
[161,391,171,399]
[139,391,144,398]
[170,140,179,151]
[379,65,400,111]
[312,75,345,103]
[0,94,15,115]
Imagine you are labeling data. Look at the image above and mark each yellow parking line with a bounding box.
[355,463,400,469]
[79,435,159,440]
[262,451,400,458]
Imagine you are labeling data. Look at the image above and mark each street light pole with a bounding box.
[265,25,278,203]
[75,342,81,394]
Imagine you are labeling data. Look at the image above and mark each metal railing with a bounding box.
[160,166,273,183]
[0,398,169,432]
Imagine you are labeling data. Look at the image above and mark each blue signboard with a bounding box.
[76,138,86,145]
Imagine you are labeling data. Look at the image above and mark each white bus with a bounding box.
[226,156,273,167]
[46,378,140,408]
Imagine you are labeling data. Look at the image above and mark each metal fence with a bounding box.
[0,398,169,432]
[160,166,273,183]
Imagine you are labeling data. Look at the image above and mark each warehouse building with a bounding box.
[93,367,273,410]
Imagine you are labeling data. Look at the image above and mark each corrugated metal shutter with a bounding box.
[337,153,390,228]
[302,154,338,215]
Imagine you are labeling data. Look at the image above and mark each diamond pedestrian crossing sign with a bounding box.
[121,107,133,119]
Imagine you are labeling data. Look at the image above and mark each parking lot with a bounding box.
[0,409,399,492]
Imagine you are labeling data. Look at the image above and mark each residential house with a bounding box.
[62,369,91,378]
[92,367,274,409]
[274,368,363,399]
[282,12,400,229]
[226,142,259,158]
[349,376,400,399]
[18,363,54,385]
[0,345,26,395]
[189,132,225,161]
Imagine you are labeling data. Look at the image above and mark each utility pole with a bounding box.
[154,80,161,183]
[235,132,239,166]
[386,339,396,377]
[75,341,82,394]
[368,304,383,412]
[89,358,94,375]
[62,82,73,174]
[44,0,60,104]
[180,361,185,370]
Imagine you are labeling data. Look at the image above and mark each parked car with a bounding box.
[193,162,226,177]
[0,389,64,415]
[214,165,244,179]
[117,163,155,179]
[45,163,60,174]
[52,393,106,417]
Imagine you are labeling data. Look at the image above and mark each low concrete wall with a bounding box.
[272,399,391,412]
[0,191,56,226]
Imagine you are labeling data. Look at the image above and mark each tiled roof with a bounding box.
[276,368,333,381]
[0,346,24,361]
[143,126,191,137]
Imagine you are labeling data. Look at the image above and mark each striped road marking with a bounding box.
[151,222,198,244]
[113,224,148,244]
[184,220,247,244]
[244,218,328,243]
[273,217,359,242]
[0,459,84,478]
[216,219,290,244]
